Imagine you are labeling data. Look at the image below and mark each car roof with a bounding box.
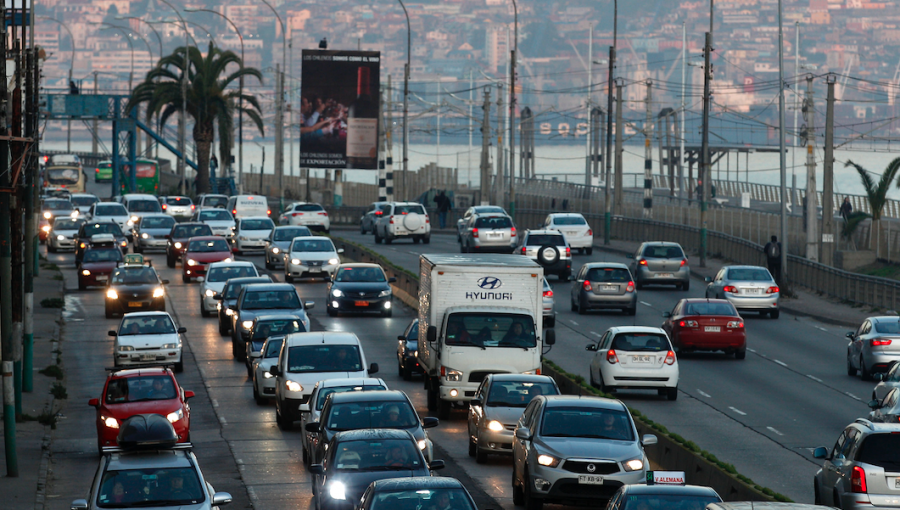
[254,314,303,322]
[334,428,414,442]
[641,241,682,246]
[525,229,565,236]
[121,311,172,318]
[242,283,295,291]
[329,390,408,404]
[548,213,585,217]
[621,484,719,497]
[390,202,423,206]
[239,216,272,221]
[123,194,158,200]
[209,261,255,268]
[224,276,271,285]
[487,374,557,384]
[680,298,733,305]
[106,449,192,470]
[582,262,629,270]
[285,331,361,346]
[707,504,834,510]
[609,326,667,335]
[850,418,900,433]
[372,476,465,491]
[542,395,626,410]
[107,367,172,379]
[723,265,767,271]
[172,222,207,227]
[290,235,328,241]
[138,214,173,220]
[185,236,227,242]
[274,225,310,229]
[319,378,385,388]
[337,263,382,269]
[869,316,900,323]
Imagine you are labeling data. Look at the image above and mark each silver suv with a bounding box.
[511,395,656,508]
[459,213,517,253]
[519,230,572,279]
[814,418,900,509]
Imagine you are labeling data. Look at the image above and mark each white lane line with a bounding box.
[748,348,757,353]
[728,406,747,416]
[591,332,602,337]
[640,301,652,307]
[211,399,219,408]
[697,389,712,398]
[570,321,579,326]
[767,426,784,436]
[806,374,823,383]
[846,392,862,401]
[815,326,828,332]
[219,415,227,425]
[774,359,788,367]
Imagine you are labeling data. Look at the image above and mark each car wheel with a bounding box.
[200,303,210,318]
[285,274,293,283]
[360,223,366,234]
[735,348,747,360]
[246,361,253,379]
[636,281,644,290]
[327,307,337,317]
[577,297,587,315]
[770,309,780,319]
[468,436,478,457]
[626,306,637,316]
[402,365,412,381]
[437,397,451,420]
[460,242,466,253]
[398,360,404,377]
[182,274,190,284]
[475,444,488,464]
[302,445,310,465]
[382,308,392,318]
[667,387,678,400]
[385,235,393,244]
[218,319,229,336]
[174,356,184,373]
[814,481,821,505]
[105,306,114,319]
[253,381,265,405]
[78,280,86,291]
[512,468,525,506]
[166,254,175,268]
[833,489,842,510]
[134,244,142,254]
[423,236,430,244]
[426,385,438,412]
[412,236,420,244]
[276,406,292,430]
[265,257,273,270]
[570,298,577,312]
[545,316,555,328]
[374,230,382,244]
[861,355,872,381]
[847,352,857,376]
[524,468,544,510]
[682,280,690,291]
[586,247,593,255]
[589,368,600,389]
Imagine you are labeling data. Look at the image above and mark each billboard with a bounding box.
[300,50,381,170]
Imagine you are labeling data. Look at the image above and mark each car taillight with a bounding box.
[587,229,592,236]
[723,285,738,294]
[521,246,526,255]
[191,205,195,210]
[425,215,430,223]
[872,338,893,347]
[511,227,517,237]
[389,216,395,224]
[161,204,167,210]
[582,280,592,291]
[95,168,99,173]
[543,289,553,298]
[319,212,327,216]
[626,281,635,292]
[292,212,301,217]
[679,320,699,327]
[766,286,779,294]
[267,210,271,215]
[375,211,382,216]
[639,260,647,265]
[680,259,687,266]
[606,349,619,364]
[565,247,571,256]
[232,209,237,215]
[472,228,479,238]
[727,320,744,328]
[851,465,867,493]
[664,350,676,365]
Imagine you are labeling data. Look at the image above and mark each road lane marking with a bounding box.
[728,406,747,416]
[846,392,861,401]
[748,348,757,353]
[697,390,712,398]
[211,399,219,408]
[767,426,784,436]
[815,326,827,332]
[774,360,787,367]
[806,374,823,383]
[591,332,602,337]
[570,321,579,326]
[640,301,652,307]
[219,415,227,425]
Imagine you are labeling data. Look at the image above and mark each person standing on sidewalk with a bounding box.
[435,191,451,229]
[840,197,853,221]
[764,235,783,285]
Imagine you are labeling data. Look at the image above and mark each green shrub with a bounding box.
[39,365,63,380]
[50,382,67,400]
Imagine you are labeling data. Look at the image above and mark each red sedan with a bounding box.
[181,236,232,283]
[89,366,194,452]
[661,298,747,359]
[78,245,123,290]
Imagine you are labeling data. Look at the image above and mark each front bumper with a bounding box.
[202,294,218,312]
[635,267,690,285]
[286,261,338,278]
[116,347,182,366]
[235,239,267,251]
[50,237,75,249]
[257,372,277,395]
[183,263,210,279]
[528,463,644,505]
[106,296,165,314]
[137,237,168,249]
[281,394,311,423]
[329,296,392,312]
[477,423,516,452]
[725,294,779,310]
[440,383,479,403]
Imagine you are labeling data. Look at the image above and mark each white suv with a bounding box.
[374,202,431,244]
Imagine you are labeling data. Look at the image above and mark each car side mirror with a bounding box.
[397,335,406,341]
[642,434,658,446]
[70,499,89,510]
[368,363,379,375]
[305,422,320,433]
[429,460,446,471]
[813,446,829,459]
[544,329,556,346]
[212,493,233,507]
[704,276,712,283]
[309,464,325,475]
[161,279,170,285]
[268,366,280,377]
[585,343,598,352]
[177,327,187,334]
[869,399,882,409]
[423,417,439,428]
[337,248,344,254]
[108,330,117,337]
[846,332,855,338]
[299,403,310,413]
[184,390,195,400]
[89,398,99,407]
[470,398,482,406]
[662,311,671,318]
[515,428,531,441]
[427,325,437,343]
[875,373,885,382]
[567,275,575,281]
[388,277,397,283]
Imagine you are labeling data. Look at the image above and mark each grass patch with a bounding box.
[38,364,63,380]
[50,382,67,400]
[40,298,64,308]
[37,409,58,429]
[40,263,59,271]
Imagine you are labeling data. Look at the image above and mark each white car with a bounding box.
[231,216,275,254]
[284,236,343,282]
[194,208,236,236]
[586,326,679,400]
[543,213,593,254]
[252,336,285,404]
[279,202,331,232]
[162,196,195,219]
[110,312,186,372]
[89,202,131,231]
[47,217,84,253]
[456,205,508,241]
[197,193,229,210]
[122,194,164,229]
[199,261,260,317]
[70,193,99,216]
[373,202,431,244]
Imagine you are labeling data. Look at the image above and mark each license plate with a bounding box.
[656,273,672,278]
[602,285,616,291]
[578,475,604,485]
[488,232,503,239]
[128,302,142,308]
[704,326,721,332]
[309,268,322,273]
[631,355,653,363]
[140,354,157,361]
[745,288,761,294]
[355,301,370,307]
[96,275,108,281]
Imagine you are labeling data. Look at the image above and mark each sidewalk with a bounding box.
[0,260,65,509]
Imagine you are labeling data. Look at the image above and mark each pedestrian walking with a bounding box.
[764,235,782,285]
[435,191,451,229]
[840,197,853,221]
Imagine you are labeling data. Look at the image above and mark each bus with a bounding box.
[43,165,86,193]
[96,159,161,194]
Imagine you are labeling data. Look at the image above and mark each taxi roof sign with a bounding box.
[123,253,144,266]
[647,471,686,485]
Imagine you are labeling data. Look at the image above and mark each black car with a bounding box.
[397,319,423,380]
[326,263,396,318]
[241,314,306,367]
[104,262,169,318]
[215,276,273,335]
[75,220,128,264]
[356,477,478,510]
[605,482,722,510]
[309,429,444,510]
[229,283,313,351]
[166,222,213,268]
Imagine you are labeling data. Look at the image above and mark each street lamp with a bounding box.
[398,0,410,201]
[38,16,75,151]
[259,0,286,208]
[604,0,618,245]
[508,0,518,215]
[185,8,245,189]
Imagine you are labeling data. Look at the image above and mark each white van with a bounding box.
[226,195,270,219]
[122,193,164,228]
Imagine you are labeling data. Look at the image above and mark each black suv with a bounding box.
[75,220,129,264]
[215,276,273,335]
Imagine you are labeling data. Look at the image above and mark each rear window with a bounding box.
[287,345,362,373]
[83,223,123,237]
[474,216,512,229]
[394,204,425,215]
[202,196,229,208]
[128,200,161,212]
[682,302,738,316]
[166,197,192,206]
[96,204,128,216]
[187,239,230,252]
[71,196,98,206]
[875,322,900,334]
[141,216,176,229]
[526,234,566,247]
[274,227,312,241]
[207,266,258,283]
[53,218,83,230]
[291,238,336,253]
[241,290,300,310]
[642,245,684,259]
[316,384,387,411]
[172,224,213,238]
[611,333,671,352]
[857,433,900,470]
[199,210,233,221]
[585,267,631,282]
[552,216,587,226]
[295,204,324,212]
[725,267,773,282]
[241,219,275,230]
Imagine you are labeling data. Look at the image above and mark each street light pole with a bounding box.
[399,0,411,201]
[155,0,192,194]
[38,17,75,151]
[508,0,518,216]
[97,23,135,91]
[777,0,789,287]
[604,0,617,245]
[117,16,163,158]
[259,0,286,209]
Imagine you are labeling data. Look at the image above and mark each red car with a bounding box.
[78,243,124,290]
[661,298,747,359]
[181,236,232,283]
[89,366,194,452]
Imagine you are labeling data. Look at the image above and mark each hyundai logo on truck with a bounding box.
[477,277,502,290]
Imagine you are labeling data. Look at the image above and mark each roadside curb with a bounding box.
[34,273,65,510]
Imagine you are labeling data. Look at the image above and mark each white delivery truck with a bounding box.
[417,254,555,419]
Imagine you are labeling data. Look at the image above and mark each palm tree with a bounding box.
[845,157,900,250]
[127,42,264,194]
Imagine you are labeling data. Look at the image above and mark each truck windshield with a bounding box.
[445,313,536,348]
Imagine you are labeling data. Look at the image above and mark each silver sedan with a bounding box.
[872,361,900,401]
[704,265,780,318]
[847,316,900,380]
[868,387,900,423]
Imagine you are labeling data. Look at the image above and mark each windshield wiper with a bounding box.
[121,500,192,508]
[365,465,414,471]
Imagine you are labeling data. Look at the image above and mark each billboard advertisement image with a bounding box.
[300,49,380,170]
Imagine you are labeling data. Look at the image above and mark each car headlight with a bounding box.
[162,343,179,349]
[130,216,139,223]
[285,380,302,392]
[153,287,165,298]
[166,409,183,423]
[417,439,427,450]
[71,211,80,218]
[102,416,119,429]
[106,289,118,299]
[444,368,463,382]
[378,289,391,297]
[239,236,249,241]
[56,234,65,241]
[272,247,279,254]
[43,211,51,219]
[291,258,301,265]
[79,242,86,248]
[263,371,273,379]
[223,257,233,263]
[328,258,339,265]
[225,309,234,316]
[187,259,197,266]
[488,420,504,432]
[42,225,51,232]
[328,482,346,500]
[537,454,560,467]
[332,289,343,297]
[174,242,182,249]
[623,457,644,472]
[242,320,253,330]
[141,232,149,239]
[82,269,91,276]
[119,345,134,351]
[205,289,215,297]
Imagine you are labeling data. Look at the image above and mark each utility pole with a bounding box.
[496,84,504,205]
[699,31,713,267]
[274,64,284,207]
[822,75,835,266]
[386,75,394,201]
[11,40,23,420]
[378,83,386,202]
[777,0,789,289]
[92,71,99,155]
[480,87,491,205]
[643,80,653,218]
[468,70,473,188]
[584,24,593,189]
[604,44,616,244]
[804,75,818,261]
[614,81,624,216]
[402,61,409,201]
[23,47,36,395]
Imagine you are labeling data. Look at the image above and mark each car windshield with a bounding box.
[53,218,82,230]
[83,223,123,237]
[241,290,301,310]
[327,400,418,431]
[857,433,900,471]
[335,267,386,282]
[486,381,559,408]
[46,168,80,184]
[553,216,587,226]
[585,267,631,282]
[166,197,191,206]
[394,204,425,215]
[611,333,671,352]
[369,489,475,510]
[44,200,74,211]
[316,384,387,410]
[725,268,772,282]
[252,319,305,340]
[202,196,228,208]
[198,210,232,221]
[263,338,284,358]
[96,467,204,508]
[332,438,422,471]
[291,238,335,253]
[295,203,324,212]
[72,196,98,206]
[621,494,721,510]
[526,234,566,247]
[683,302,738,316]
[642,245,685,259]
[207,266,258,283]
[128,200,161,212]
[111,268,158,284]
[475,206,505,215]
[83,249,123,263]
[119,316,176,336]
[474,216,512,229]
[241,219,274,230]
[875,321,900,334]
[96,204,128,216]
[445,313,536,348]
[273,227,312,241]
[541,407,634,441]
[140,217,176,229]
[406,321,419,341]
[187,239,230,252]
[104,375,176,404]
[171,224,212,238]
[287,345,362,373]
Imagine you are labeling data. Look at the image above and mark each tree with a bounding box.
[127,42,264,194]
[845,157,900,251]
